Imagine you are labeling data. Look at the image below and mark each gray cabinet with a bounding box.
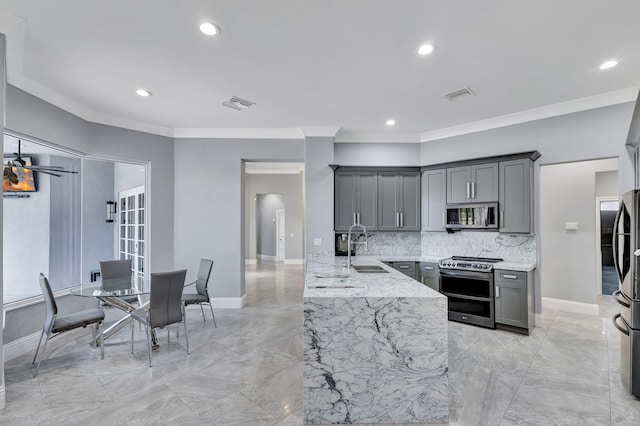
[334,171,377,231]
[391,261,417,280]
[418,262,440,292]
[499,159,532,234]
[378,172,421,231]
[494,269,534,335]
[447,163,498,203]
[421,169,447,231]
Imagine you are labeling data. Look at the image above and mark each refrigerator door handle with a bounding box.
[612,203,626,284]
[613,289,631,308]
[612,313,630,336]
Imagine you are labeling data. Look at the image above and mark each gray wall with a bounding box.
[334,142,421,166]
[246,173,305,261]
[540,158,618,304]
[82,159,115,282]
[49,156,81,288]
[305,137,335,256]
[173,138,304,299]
[596,170,618,197]
[256,194,284,257]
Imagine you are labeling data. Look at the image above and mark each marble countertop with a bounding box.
[304,257,445,299]
[335,255,537,271]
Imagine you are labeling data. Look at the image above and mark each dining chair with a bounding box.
[181,258,216,327]
[33,273,105,377]
[99,258,138,304]
[130,269,189,366]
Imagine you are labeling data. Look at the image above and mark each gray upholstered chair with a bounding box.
[33,273,105,377]
[99,259,138,304]
[181,259,216,327]
[130,269,189,366]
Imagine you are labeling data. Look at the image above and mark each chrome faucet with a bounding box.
[347,222,368,270]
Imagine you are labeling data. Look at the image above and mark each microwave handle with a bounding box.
[466,182,471,199]
[471,181,475,199]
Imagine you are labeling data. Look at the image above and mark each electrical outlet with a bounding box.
[313,238,322,246]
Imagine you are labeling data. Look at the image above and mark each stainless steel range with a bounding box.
[438,256,503,329]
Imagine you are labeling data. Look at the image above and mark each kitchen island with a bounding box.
[303,255,449,424]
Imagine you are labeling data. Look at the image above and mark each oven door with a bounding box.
[439,269,495,329]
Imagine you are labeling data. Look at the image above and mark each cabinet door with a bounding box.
[447,166,472,203]
[399,173,421,231]
[377,173,400,230]
[422,169,447,231]
[334,172,356,231]
[392,261,417,279]
[495,272,528,328]
[471,163,498,202]
[355,173,378,230]
[499,159,531,233]
[419,262,440,291]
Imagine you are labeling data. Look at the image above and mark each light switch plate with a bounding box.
[313,238,322,246]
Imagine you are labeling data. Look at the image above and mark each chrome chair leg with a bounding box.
[145,324,153,367]
[33,335,51,378]
[209,303,217,328]
[99,321,105,360]
[32,330,46,365]
[200,304,206,322]
[183,306,190,354]
[131,321,135,354]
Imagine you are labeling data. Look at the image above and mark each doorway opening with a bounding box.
[597,198,619,295]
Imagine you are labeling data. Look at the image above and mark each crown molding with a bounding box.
[420,87,639,143]
[334,131,421,143]
[173,127,304,140]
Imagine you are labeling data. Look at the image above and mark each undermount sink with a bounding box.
[313,273,350,279]
[352,265,388,273]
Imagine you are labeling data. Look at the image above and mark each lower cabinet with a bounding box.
[494,269,535,335]
[390,261,417,280]
[418,262,440,292]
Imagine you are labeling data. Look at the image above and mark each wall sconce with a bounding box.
[106,201,116,223]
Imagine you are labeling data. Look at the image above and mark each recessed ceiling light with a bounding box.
[418,44,436,56]
[386,119,396,126]
[599,60,618,70]
[200,22,220,36]
[136,89,152,97]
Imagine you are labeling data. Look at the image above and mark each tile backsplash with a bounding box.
[420,231,536,262]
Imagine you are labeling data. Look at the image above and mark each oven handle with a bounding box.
[612,313,630,336]
[612,289,631,308]
[439,269,491,279]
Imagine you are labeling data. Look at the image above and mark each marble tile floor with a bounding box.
[1,261,639,425]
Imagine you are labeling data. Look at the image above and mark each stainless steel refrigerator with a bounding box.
[612,189,640,398]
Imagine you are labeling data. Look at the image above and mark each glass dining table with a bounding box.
[70,277,191,349]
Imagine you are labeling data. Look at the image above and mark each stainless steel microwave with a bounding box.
[445,202,498,230]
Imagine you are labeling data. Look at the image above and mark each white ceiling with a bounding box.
[0,1,639,142]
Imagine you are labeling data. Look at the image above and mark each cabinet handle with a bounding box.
[357,212,360,225]
[399,265,410,269]
[466,182,471,199]
[442,211,446,227]
[495,286,500,298]
[353,212,357,226]
[421,276,425,284]
[400,212,404,228]
[500,210,504,228]
[423,266,435,270]
[395,212,399,227]
[502,274,518,279]
[471,181,476,199]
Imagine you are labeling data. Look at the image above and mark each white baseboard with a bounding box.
[211,294,247,309]
[257,254,276,260]
[0,385,5,410]
[534,313,544,327]
[3,330,41,362]
[542,297,599,316]
[284,259,304,265]
[245,259,257,265]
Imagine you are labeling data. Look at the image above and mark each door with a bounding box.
[118,185,145,278]
[599,199,619,295]
[447,166,472,203]
[499,159,531,233]
[422,169,447,231]
[613,190,635,301]
[377,172,420,231]
[276,209,285,261]
[471,163,499,202]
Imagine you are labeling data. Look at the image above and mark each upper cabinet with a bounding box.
[422,169,447,231]
[499,159,532,234]
[378,172,421,231]
[446,163,498,203]
[334,171,378,231]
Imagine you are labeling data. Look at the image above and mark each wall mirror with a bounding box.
[3,133,146,304]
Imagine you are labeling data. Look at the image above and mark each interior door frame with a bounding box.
[595,196,619,295]
[276,208,285,261]
[118,184,146,277]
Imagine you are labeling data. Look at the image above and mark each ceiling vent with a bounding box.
[222,96,255,111]
[444,87,475,101]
